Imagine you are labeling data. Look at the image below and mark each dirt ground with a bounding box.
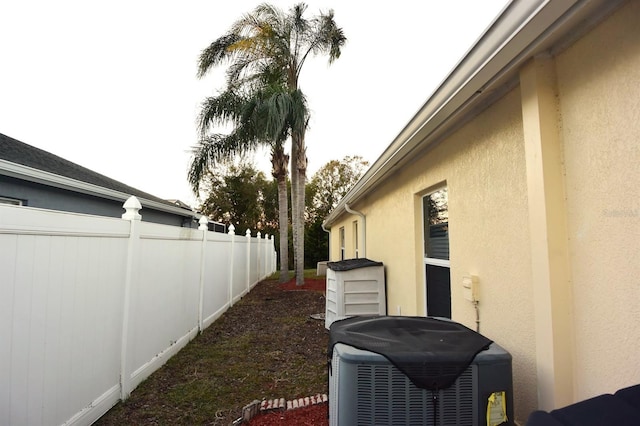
[96,277,328,425]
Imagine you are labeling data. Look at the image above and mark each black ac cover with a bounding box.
[329,315,492,390]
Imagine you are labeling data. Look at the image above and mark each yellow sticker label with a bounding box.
[487,391,508,426]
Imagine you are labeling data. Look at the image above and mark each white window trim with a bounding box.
[423,257,450,268]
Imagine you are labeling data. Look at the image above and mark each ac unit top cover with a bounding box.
[328,316,493,390]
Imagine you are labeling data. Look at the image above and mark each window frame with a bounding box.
[353,220,359,258]
[0,196,23,206]
[422,187,450,317]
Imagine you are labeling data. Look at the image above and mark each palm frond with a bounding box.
[317,10,347,63]
[188,134,225,192]
[197,33,241,78]
[188,129,265,193]
[198,89,246,134]
[191,2,342,194]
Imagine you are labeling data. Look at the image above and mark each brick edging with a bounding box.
[262,394,328,411]
[236,394,328,424]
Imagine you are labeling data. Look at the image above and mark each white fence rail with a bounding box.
[0,197,276,426]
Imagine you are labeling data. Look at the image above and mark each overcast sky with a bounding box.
[0,0,507,206]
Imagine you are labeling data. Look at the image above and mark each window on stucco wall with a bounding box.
[353,220,359,258]
[339,227,345,260]
[423,187,450,318]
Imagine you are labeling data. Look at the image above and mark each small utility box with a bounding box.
[325,258,386,329]
[316,261,328,276]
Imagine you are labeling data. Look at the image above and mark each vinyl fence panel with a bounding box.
[0,207,128,426]
[201,231,233,328]
[231,234,249,305]
[0,198,276,426]
[127,223,203,391]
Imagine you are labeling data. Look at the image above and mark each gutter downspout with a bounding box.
[321,223,331,261]
[345,203,366,259]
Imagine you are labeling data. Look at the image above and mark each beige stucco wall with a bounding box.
[555,0,640,401]
[326,1,640,421]
[329,89,538,421]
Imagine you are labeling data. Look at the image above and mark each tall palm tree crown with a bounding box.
[189,81,305,283]
[193,2,346,285]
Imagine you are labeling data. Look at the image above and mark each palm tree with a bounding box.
[189,82,307,283]
[197,2,346,285]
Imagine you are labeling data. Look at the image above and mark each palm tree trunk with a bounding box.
[292,133,307,286]
[272,143,290,284]
[290,139,300,283]
[295,164,306,286]
[277,175,289,283]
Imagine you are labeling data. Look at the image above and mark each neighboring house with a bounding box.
[167,198,226,232]
[0,133,200,227]
[323,0,639,423]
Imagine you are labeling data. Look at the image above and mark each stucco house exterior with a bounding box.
[0,133,200,227]
[323,0,639,423]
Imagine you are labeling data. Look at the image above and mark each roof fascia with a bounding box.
[323,0,621,228]
[0,159,198,218]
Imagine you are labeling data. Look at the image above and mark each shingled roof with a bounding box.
[0,132,179,207]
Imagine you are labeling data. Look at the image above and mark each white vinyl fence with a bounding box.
[0,197,276,426]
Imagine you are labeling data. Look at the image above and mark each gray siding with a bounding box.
[0,175,194,228]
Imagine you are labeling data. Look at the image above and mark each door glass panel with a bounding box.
[423,188,448,260]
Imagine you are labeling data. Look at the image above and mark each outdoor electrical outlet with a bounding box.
[462,275,479,302]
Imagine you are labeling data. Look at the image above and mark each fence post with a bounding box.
[270,234,275,274]
[266,234,271,277]
[264,234,269,278]
[198,216,208,333]
[120,196,142,401]
[228,224,236,307]
[245,229,251,293]
[257,232,262,281]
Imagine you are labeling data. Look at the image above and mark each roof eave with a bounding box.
[0,159,199,219]
[323,0,623,228]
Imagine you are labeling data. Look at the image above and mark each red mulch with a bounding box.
[247,276,328,425]
[248,403,328,426]
[279,277,326,292]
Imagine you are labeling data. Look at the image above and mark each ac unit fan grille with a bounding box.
[355,362,476,426]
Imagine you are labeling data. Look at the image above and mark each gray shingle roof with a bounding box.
[0,132,177,207]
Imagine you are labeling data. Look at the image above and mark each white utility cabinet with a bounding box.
[325,259,386,329]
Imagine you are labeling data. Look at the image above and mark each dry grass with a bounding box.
[95,274,328,425]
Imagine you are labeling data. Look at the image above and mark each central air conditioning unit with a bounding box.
[329,342,513,426]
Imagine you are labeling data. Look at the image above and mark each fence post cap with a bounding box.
[198,216,208,230]
[245,229,251,237]
[122,196,142,220]
[228,224,236,235]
